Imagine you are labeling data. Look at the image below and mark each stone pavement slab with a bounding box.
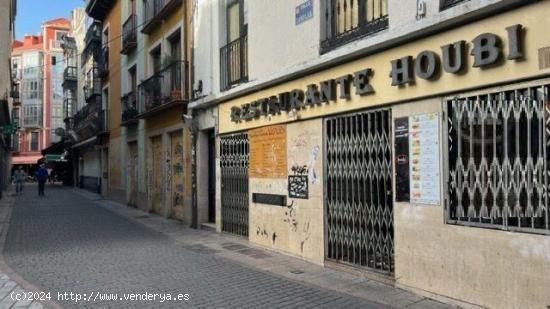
[4,185,389,308]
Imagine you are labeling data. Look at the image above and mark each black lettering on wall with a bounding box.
[415,51,440,80]
[441,41,466,74]
[279,92,291,111]
[289,89,305,110]
[249,101,261,119]
[335,74,352,99]
[230,106,242,122]
[391,56,413,86]
[506,24,524,60]
[268,96,281,115]
[305,84,321,106]
[471,33,501,67]
[258,98,269,116]
[353,69,374,95]
[320,79,336,102]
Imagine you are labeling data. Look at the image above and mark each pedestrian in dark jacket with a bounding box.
[35,164,49,197]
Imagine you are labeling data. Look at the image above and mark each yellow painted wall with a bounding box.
[219,1,550,134]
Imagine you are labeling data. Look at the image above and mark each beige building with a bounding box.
[190,0,550,308]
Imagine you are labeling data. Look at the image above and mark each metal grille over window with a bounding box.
[322,0,388,53]
[220,133,250,237]
[325,109,394,274]
[447,87,550,234]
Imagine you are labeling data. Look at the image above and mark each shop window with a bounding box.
[446,85,550,234]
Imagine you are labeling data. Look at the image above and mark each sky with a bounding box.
[15,0,84,39]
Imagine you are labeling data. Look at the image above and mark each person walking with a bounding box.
[13,166,26,195]
[35,164,49,197]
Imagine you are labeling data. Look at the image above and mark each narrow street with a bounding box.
[2,185,394,309]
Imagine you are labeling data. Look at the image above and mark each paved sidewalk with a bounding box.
[77,189,456,309]
[0,188,46,309]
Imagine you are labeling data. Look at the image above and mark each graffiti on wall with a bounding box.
[289,164,309,199]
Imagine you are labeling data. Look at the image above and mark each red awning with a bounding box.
[12,155,43,165]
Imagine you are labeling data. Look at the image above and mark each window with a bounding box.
[150,46,161,74]
[227,0,246,43]
[129,66,137,94]
[440,0,469,10]
[30,132,39,151]
[321,0,388,53]
[447,84,550,234]
[56,31,68,41]
[220,0,248,91]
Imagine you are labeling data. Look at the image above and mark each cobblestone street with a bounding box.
[2,185,396,309]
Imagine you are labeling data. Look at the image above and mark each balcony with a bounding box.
[73,98,105,141]
[98,47,109,78]
[10,84,20,102]
[440,0,469,10]
[121,14,137,55]
[138,60,189,117]
[63,66,77,87]
[82,21,102,65]
[64,97,75,120]
[121,91,138,124]
[142,0,183,34]
[84,67,101,102]
[22,108,42,129]
[86,0,115,20]
[321,0,388,53]
[220,35,248,91]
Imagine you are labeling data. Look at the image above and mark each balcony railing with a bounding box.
[142,0,183,34]
[10,84,20,101]
[138,60,189,116]
[220,35,248,92]
[73,98,105,140]
[84,67,101,102]
[98,46,109,78]
[321,0,388,53]
[440,0,469,10]
[63,66,77,84]
[121,91,138,123]
[86,0,115,20]
[121,14,137,54]
[82,21,102,65]
[64,97,75,120]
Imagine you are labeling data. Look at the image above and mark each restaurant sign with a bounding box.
[230,25,524,123]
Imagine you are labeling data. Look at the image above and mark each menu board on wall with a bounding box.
[408,113,440,205]
[249,125,287,178]
[394,117,410,202]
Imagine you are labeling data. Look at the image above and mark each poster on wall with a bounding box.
[408,113,440,205]
[394,117,410,202]
[249,125,287,178]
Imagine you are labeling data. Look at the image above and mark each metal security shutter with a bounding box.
[325,108,394,274]
[220,132,249,237]
[446,85,550,234]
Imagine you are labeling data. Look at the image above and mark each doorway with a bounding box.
[325,108,394,275]
[207,130,216,223]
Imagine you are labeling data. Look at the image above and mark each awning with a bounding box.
[12,155,42,165]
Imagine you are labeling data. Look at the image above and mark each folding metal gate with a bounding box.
[325,109,394,274]
[220,133,249,237]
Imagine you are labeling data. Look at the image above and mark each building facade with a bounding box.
[0,0,16,195]
[189,0,550,308]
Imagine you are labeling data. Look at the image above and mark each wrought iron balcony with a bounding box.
[142,0,183,34]
[138,60,189,117]
[73,98,105,140]
[86,0,115,20]
[10,84,20,102]
[121,91,138,124]
[63,66,77,86]
[82,21,102,66]
[84,67,101,102]
[98,46,109,78]
[64,97,75,120]
[121,14,137,55]
[321,0,388,53]
[220,35,248,92]
[64,117,74,131]
[440,0,469,10]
